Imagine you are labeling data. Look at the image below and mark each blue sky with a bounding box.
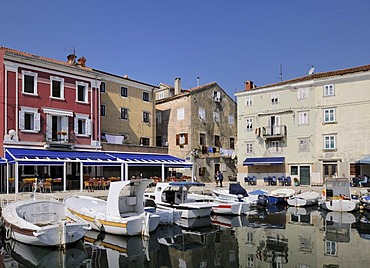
[1,1,370,99]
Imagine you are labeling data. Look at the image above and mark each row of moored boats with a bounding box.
[0,177,368,248]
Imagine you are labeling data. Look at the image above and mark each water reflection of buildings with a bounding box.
[236,208,370,268]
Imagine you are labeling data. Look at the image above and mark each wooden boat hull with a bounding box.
[1,200,90,246]
[64,195,160,236]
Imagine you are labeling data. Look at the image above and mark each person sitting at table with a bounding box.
[359,174,369,187]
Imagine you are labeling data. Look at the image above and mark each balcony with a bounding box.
[261,125,287,140]
[44,132,75,150]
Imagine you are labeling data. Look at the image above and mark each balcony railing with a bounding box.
[261,125,287,139]
[44,132,75,149]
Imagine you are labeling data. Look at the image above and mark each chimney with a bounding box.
[77,56,87,67]
[245,80,254,91]
[174,77,181,95]
[67,54,76,64]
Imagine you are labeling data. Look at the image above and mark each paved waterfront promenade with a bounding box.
[0,182,365,206]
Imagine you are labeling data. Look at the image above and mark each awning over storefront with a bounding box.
[107,152,193,167]
[4,148,192,167]
[357,156,370,164]
[0,158,6,164]
[243,157,285,166]
[5,148,118,165]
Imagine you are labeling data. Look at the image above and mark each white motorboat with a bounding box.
[64,180,161,236]
[319,177,360,212]
[266,188,296,205]
[211,197,251,215]
[1,198,90,247]
[144,182,214,219]
[287,190,320,207]
[212,183,250,201]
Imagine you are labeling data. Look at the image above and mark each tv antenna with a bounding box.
[64,46,76,55]
[308,65,315,75]
[275,64,283,82]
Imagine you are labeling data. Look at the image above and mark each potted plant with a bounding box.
[293,177,300,186]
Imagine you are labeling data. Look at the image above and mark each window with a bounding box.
[101,104,106,117]
[156,136,162,147]
[271,93,279,105]
[176,133,188,146]
[271,140,280,152]
[156,112,162,124]
[323,84,335,96]
[325,240,337,256]
[22,71,38,95]
[143,111,150,123]
[143,92,149,102]
[213,112,220,122]
[324,135,336,150]
[324,109,336,123]
[297,88,308,100]
[198,108,205,120]
[121,86,128,97]
[140,137,150,146]
[19,107,40,132]
[246,143,253,154]
[246,118,253,132]
[200,133,206,146]
[177,107,184,120]
[230,137,235,149]
[50,76,64,99]
[76,82,88,102]
[299,138,310,152]
[298,111,309,125]
[74,114,91,136]
[100,82,106,93]
[213,91,221,102]
[245,96,253,106]
[158,92,165,100]
[120,108,128,120]
[291,166,298,176]
[214,135,221,147]
[228,115,234,125]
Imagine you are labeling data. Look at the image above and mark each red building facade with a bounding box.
[0,47,102,155]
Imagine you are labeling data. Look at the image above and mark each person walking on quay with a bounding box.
[215,173,219,187]
[217,170,224,187]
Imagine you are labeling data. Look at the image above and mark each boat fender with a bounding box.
[93,218,103,230]
[5,227,11,240]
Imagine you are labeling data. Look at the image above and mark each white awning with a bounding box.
[42,108,73,117]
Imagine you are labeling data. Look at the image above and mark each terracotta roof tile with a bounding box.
[0,46,93,71]
[250,64,370,90]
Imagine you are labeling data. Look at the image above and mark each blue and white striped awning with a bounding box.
[4,148,192,167]
[357,156,370,164]
[107,152,193,167]
[243,157,285,166]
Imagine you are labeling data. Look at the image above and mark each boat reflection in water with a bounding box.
[3,238,88,267]
[4,205,370,267]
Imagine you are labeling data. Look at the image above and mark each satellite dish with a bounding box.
[308,66,315,75]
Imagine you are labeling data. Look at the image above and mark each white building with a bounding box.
[235,65,370,186]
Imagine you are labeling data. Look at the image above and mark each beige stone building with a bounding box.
[97,70,157,148]
[156,78,237,181]
[235,65,370,186]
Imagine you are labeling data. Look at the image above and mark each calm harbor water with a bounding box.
[1,206,370,267]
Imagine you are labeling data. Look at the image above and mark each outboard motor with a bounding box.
[257,194,268,207]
